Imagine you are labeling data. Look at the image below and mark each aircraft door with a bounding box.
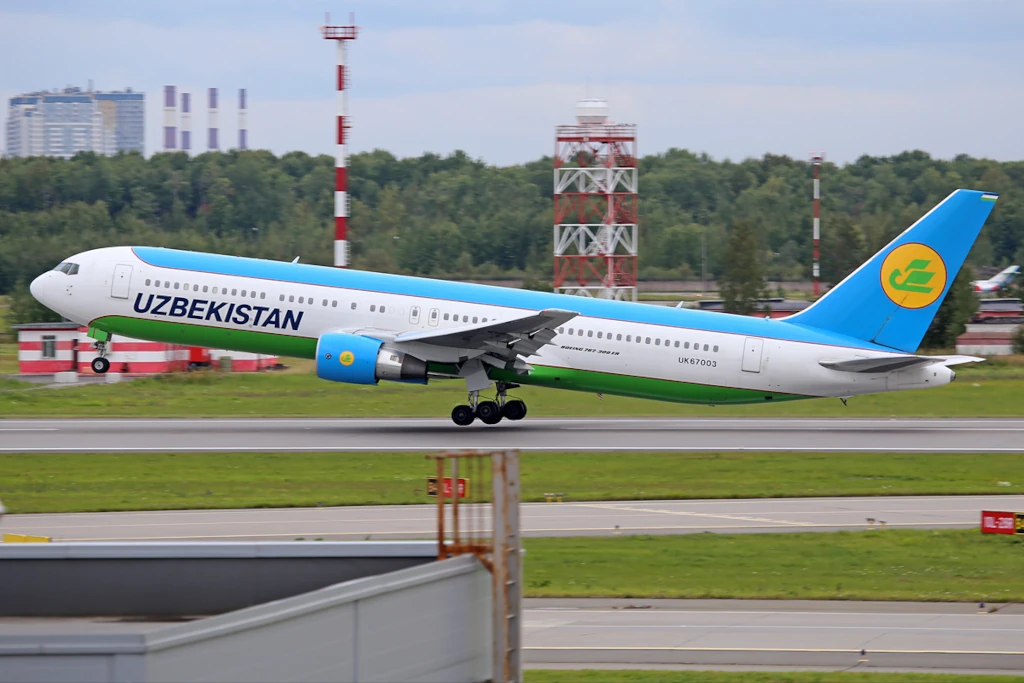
[428,308,440,327]
[741,337,764,373]
[111,264,133,299]
[409,306,421,325]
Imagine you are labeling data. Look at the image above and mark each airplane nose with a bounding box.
[29,273,46,302]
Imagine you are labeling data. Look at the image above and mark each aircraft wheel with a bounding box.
[476,400,503,425]
[502,400,527,421]
[91,357,110,374]
[451,405,475,427]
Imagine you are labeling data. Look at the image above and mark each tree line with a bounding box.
[2,147,1023,346]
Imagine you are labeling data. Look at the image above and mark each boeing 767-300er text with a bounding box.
[30,189,998,426]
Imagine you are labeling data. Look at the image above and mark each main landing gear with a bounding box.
[450,382,528,426]
[90,341,110,374]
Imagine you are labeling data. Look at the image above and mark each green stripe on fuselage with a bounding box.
[93,316,809,406]
[93,316,318,359]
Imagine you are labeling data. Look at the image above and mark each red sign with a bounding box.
[981,510,1017,534]
[427,476,469,499]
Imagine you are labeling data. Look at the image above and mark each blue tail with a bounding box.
[786,189,998,352]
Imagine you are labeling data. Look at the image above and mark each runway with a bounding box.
[4,495,1015,542]
[2,417,1024,452]
[522,599,1024,674]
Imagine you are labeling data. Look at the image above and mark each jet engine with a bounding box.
[315,332,427,385]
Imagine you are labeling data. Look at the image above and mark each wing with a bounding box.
[393,308,578,371]
[820,354,984,373]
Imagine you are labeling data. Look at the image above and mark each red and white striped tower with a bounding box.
[163,86,176,150]
[810,151,825,297]
[321,15,359,267]
[553,99,638,301]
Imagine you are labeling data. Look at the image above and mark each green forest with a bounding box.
[1,147,1023,297]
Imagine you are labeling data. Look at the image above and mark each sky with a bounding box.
[2,0,1023,165]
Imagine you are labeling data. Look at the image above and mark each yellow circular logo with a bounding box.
[339,351,355,366]
[880,243,947,309]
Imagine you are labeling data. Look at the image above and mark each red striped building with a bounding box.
[14,323,277,375]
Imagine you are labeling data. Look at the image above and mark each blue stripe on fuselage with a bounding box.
[132,246,890,351]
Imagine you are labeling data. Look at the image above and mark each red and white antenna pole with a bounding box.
[321,15,359,268]
[810,151,824,297]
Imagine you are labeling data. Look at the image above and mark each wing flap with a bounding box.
[395,308,577,348]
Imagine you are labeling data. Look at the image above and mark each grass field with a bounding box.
[523,530,1024,602]
[3,451,1024,514]
[526,671,1024,683]
[1,365,1023,417]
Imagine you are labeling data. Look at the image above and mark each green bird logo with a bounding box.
[888,259,936,294]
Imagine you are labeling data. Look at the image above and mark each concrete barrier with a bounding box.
[53,371,78,383]
[104,372,123,384]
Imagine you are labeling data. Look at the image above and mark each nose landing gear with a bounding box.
[90,341,110,374]
[449,382,527,426]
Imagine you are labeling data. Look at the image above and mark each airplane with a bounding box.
[30,189,997,426]
[972,265,1020,293]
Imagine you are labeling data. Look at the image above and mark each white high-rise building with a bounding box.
[5,86,144,158]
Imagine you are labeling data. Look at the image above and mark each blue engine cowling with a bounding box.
[315,332,427,385]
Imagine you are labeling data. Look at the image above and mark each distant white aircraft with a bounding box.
[30,190,998,426]
[972,265,1020,293]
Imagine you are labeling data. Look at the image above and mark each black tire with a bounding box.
[451,404,475,426]
[91,356,110,374]
[476,400,503,425]
[502,399,527,421]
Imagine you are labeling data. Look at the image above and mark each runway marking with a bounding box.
[574,502,817,526]
[525,646,1024,655]
[529,608,1024,618]
[525,624,1024,633]
[26,521,974,542]
[5,447,1024,453]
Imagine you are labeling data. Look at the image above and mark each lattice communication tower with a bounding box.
[553,99,638,301]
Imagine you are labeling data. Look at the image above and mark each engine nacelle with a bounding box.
[315,332,427,385]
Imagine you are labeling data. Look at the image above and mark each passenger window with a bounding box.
[322,299,327,306]
[463,315,469,322]
[154,280,160,287]
[444,313,450,320]
[241,290,246,297]
[645,337,651,344]
[617,334,622,341]
[279,294,285,302]
[578,329,583,336]
[351,302,357,310]
[332,301,338,308]
[588,330,593,337]
[655,338,661,346]
[298,296,304,304]
[146,279,152,286]
[704,344,709,351]
[370,304,376,312]
[203,286,209,293]
[289,295,295,303]
[626,335,631,342]
[184,284,190,290]
[195,285,200,292]
[713,345,719,352]
[231,289,237,296]
[251,291,257,298]
[174,283,180,290]
[473,316,478,324]
[685,342,690,349]
[212,286,218,294]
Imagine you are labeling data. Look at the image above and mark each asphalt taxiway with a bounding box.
[4,495,1017,542]
[522,599,1024,674]
[2,417,1024,452]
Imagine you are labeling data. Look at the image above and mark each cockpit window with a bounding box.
[52,262,79,275]
[67,263,79,275]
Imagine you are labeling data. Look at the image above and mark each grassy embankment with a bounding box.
[3,451,1024,513]
[526,672,1024,683]
[1,359,1023,417]
[524,530,1024,602]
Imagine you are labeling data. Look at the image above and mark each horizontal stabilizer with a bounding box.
[820,354,984,374]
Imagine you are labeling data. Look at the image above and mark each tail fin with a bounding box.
[787,189,998,352]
